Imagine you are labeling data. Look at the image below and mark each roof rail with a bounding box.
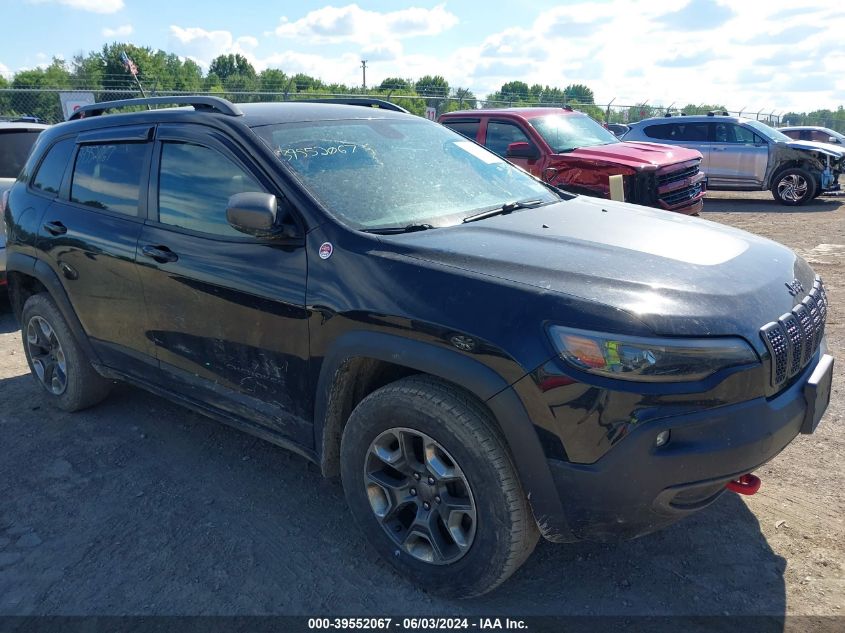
[68,96,243,121]
[295,98,409,114]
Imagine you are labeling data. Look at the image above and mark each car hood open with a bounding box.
[391,196,814,344]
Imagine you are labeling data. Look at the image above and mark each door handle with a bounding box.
[713,146,727,151]
[43,221,67,236]
[141,244,179,264]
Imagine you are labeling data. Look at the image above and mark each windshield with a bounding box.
[251,118,557,230]
[0,130,41,179]
[745,120,792,143]
[529,114,619,153]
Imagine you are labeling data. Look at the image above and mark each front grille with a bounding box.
[657,164,699,187]
[760,276,827,389]
[661,182,703,206]
[656,162,703,208]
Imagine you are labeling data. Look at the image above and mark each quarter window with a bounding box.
[32,138,75,195]
[157,142,263,237]
[71,142,147,215]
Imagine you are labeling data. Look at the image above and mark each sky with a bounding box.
[2,0,844,113]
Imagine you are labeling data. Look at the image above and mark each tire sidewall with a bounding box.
[21,294,90,410]
[340,389,520,595]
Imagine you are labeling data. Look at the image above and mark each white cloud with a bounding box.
[273,3,458,43]
[169,26,259,69]
[423,0,845,113]
[361,40,403,62]
[102,24,133,38]
[28,0,124,14]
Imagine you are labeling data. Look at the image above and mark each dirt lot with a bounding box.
[0,189,843,619]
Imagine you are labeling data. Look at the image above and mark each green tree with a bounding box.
[680,103,726,115]
[11,58,72,121]
[208,54,256,82]
[415,75,449,97]
[259,68,287,92]
[563,83,594,105]
[378,77,412,91]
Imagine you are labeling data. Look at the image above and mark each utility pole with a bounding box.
[361,60,368,90]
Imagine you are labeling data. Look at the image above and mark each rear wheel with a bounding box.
[21,293,111,411]
[771,167,817,205]
[340,376,538,597]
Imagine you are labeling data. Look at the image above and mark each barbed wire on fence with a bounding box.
[3,87,843,132]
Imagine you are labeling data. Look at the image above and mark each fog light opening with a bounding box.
[655,430,671,448]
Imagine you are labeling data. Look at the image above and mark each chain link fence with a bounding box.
[1,87,826,130]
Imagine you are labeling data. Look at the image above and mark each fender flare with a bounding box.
[314,329,570,539]
[6,252,100,364]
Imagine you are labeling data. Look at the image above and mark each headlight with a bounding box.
[549,326,758,383]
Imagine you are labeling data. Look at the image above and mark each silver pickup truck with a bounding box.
[623,114,844,206]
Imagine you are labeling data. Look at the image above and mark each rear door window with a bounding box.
[441,119,481,141]
[644,123,708,142]
[0,130,42,179]
[31,138,75,195]
[71,142,147,216]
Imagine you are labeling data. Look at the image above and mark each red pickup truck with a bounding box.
[439,107,706,215]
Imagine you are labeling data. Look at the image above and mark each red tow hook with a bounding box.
[726,473,761,495]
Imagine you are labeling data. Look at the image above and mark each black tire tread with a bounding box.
[21,293,112,412]
[344,374,538,597]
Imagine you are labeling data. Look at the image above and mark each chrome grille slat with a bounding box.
[779,314,803,376]
[760,276,827,390]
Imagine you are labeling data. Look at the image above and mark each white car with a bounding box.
[0,119,49,287]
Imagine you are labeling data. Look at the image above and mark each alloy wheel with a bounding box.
[26,316,68,395]
[777,174,809,203]
[364,427,477,565]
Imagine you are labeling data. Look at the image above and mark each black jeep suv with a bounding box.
[3,96,834,597]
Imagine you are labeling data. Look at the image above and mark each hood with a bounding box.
[390,196,814,346]
[784,139,845,160]
[560,141,702,171]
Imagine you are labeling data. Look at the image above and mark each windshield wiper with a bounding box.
[363,223,435,235]
[462,198,547,224]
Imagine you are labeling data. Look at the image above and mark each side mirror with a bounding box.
[506,141,540,159]
[226,192,297,238]
[829,136,840,144]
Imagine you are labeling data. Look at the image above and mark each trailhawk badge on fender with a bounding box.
[319,242,333,260]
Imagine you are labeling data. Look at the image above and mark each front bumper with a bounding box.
[538,352,831,542]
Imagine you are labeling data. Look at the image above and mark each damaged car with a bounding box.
[623,114,845,205]
[439,107,707,215]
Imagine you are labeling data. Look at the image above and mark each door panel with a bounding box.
[36,138,154,372]
[707,123,769,187]
[136,125,312,445]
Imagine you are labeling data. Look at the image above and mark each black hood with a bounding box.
[390,197,815,348]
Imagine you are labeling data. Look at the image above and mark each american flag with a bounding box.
[120,50,139,76]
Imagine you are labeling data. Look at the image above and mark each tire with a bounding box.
[771,167,817,206]
[21,293,111,412]
[340,375,538,597]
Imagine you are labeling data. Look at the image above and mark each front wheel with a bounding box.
[771,167,817,206]
[340,376,538,597]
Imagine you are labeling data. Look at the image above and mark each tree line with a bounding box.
[0,42,603,122]
[2,42,842,131]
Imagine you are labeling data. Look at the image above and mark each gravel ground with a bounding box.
[0,188,843,618]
